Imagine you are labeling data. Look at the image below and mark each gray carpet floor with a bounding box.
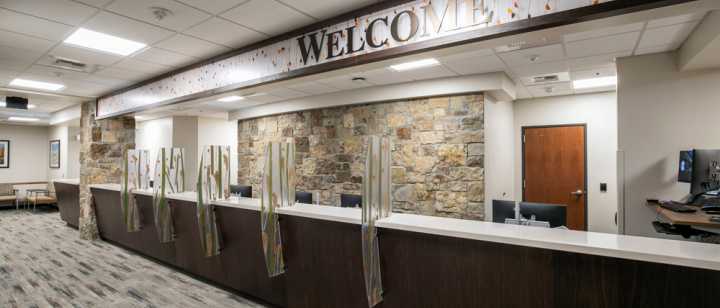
[0,209,267,308]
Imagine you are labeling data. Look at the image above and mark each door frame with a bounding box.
[521,124,588,230]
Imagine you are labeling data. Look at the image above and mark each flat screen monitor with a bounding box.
[690,149,720,199]
[492,200,516,223]
[678,150,693,183]
[519,202,567,228]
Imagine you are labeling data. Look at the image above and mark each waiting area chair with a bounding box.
[340,194,362,208]
[26,187,57,212]
[230,185,252,198]
[0,183,17,208]
[295,191,313,204]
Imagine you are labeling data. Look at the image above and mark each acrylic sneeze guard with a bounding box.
[197,145,231,257]
[153,148,186,243]
[120,149,149,232]
[261,141,296,277]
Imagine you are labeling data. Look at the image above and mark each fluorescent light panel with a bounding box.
[10,78,65,91]
[8,117,39,122]
[64,28,146,56]
[389,58,440,71]
[0,101,4,107]
[573,76,617,89]
[218,95,244,102]
[0,102,35,108]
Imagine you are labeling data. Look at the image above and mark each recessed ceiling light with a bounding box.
[10,78,65,91]
[28,104,36,109]
[573,76,617,89]
[8,117,39,122]
[0,101,5,107]
[134,115,145,120]
[389,58,440,71]
[64,28,146,56]
[218,95,244,102]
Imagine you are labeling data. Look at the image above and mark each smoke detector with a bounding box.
[149,7,173,21]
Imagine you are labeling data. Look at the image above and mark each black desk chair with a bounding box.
[295,191,313,204]
[340,194,362,208]
[230,185,252,198]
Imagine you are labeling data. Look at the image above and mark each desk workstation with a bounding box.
[78,183,720,308]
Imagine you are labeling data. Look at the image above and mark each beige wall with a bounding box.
[0,124,49,183]
[514,91,619,234]
[483,96,515,221]
[617,51,720,238]
[47,125,81,181]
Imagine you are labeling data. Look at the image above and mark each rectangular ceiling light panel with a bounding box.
[64,28,147,56]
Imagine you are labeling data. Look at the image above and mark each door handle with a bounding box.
[570,190,585,196]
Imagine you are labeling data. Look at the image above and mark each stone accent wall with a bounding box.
[79,102,135,240]
[238,94,485,220]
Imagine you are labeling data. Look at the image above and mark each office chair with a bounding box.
[340,194,362,208]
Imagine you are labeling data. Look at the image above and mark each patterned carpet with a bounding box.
[0,209,267,308]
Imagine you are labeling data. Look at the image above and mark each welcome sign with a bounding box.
[97,0,615,118]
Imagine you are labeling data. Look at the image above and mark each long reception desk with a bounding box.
[53,179,80,228]
[84,184,720,308]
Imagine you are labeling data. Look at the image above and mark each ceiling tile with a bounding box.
[184,17,267,48]
[24,64,132,88]
[565,32,640,58]
[0,8,74,41]
[156,34,230,58]
[0,45,46,62]
[526,82,573,98]
[0,0,98,26]
[566,51,629,71]
[0,29,55,52]
[266,87,309,100]
[498,44,565,67]
[403,64,458,81]
[564,22,644,42]
[221,0,315,36]
[647,11,706,29]
[440,52,507,75]
[278,0,376,20]
[74,0,114,8]
[113,57,173,75]
[515,84,533,99]
[132,47,198,67]
[637,21,698,50]
[359,67,413,85]
[82,11,175,45]
[316,75,374,90]
[244,93,284,104]
[286,81,340,95]
[106,0,211,31]
[0,69,21,84]
[508,60,569,78]
[94,66,152,81]
[0,58,34,71]
[635,44,675,56]
[39,44,123,66]
[175,0,249,14]
[570,67,616,80]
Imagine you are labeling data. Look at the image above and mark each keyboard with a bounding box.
[659,201,697,213]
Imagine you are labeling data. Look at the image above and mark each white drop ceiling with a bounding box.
[0,0,712,123]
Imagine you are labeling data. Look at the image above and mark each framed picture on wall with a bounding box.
[50,140,60,169]
[0,140,8,168]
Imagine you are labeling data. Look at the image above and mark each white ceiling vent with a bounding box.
[521,72,570,86]
[48,56,97,73]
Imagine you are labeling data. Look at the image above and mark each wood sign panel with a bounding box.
[96,0,625,119]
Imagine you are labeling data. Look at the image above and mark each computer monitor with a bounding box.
[689,149,720,201]
[519,202,567,228]
[492,200,516,223]
[678,150,693,183]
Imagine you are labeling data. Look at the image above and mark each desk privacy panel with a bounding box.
[120,149,149,232]
[153,148,185,243]
[197,145,231,257]
[362,136,392,307]
[261,142,296,277]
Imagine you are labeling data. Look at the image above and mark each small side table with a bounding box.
[26,189,49,212]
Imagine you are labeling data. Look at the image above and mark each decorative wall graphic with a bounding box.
[96,0,614,119]
[120,149,150,232]
[153,148,185,243]
[361,136,392,307]
[0,140,9,168]
[49,140,60,169]
[260,141,295,277]
[197,145,231,257]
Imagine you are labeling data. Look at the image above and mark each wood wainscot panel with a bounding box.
[54,182,79,228]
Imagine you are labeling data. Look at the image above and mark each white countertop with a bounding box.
[377,213,720,271]
[277,204,362,225]
[53,179,79,185]
[85,184,720,271]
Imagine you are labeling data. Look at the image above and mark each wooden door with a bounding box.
[523,125,586,230]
